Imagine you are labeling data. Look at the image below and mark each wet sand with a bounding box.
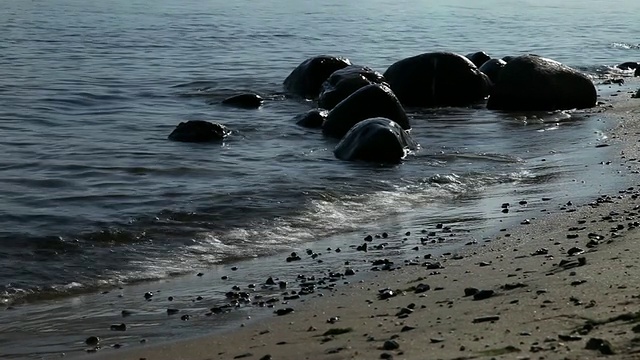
[86,87,640,360]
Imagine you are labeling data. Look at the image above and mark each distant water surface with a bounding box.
[0,1,639,355]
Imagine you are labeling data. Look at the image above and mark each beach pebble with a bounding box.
[472,315,500,323]
[585,338,615,355]
[109,323,126,331]
[345,268,355,276]
[143,292,153,300]
[464,288,479,297]
[414,283,430,294]
[567,247,584,256]
[85,336,100,346]
[259,356,272,360]
[473,290,495,301]
[378,289,396,300]
[167,308,180,315]
[275,308,294,316]
[383,340,400,350]
[180,314,190,321]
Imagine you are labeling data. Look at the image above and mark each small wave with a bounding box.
[611,42,640,50]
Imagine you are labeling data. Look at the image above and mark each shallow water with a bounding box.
[0,0,639,357]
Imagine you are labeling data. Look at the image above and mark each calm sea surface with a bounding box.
[1,0,639,357]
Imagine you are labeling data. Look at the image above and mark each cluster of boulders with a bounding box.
[167,51,638,165]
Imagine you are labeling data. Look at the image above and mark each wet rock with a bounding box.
[380,353,393,359]
[85,336,100,346]
[180,314,190,321]
[266,276,276,285]
[466,51,491,68]
[168,120,230,142]
[473,289,495,301]
[464,288,479,297]
[487,55,597,111]
[222,93,263,109]
[531,248,548,256]
[501,283,527,290]
[286,252,301,262]
[558,334,582,341]
[144,292,153,300]
[345,268,356,276]
[275,308,294,316]
[294,108,327,128]
[233,353,254,359]
[585,338,615,355]
[472,315,500,323]
[414,283,430,294]
[259,356,272,360]
[121,310,133,317]
[382,340,400,350]
[401,325,416,332]
[378,289,397,300]
[567,247,584,256]
[318,65,387,109]
[109,323,127,331]
[284,55,352,99]
[167,308,180,315]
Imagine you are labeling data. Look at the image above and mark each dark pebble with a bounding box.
[567,247,584,256]
[266,276,276,285]
[167,308,180,315]
[196,272,204,277]
[473,290,495,301]
[275,308,294,316]
[472,315,500,323]
[110,323,127,331]
[464,288,479,297]
[144,292,153,300]
[259,356,272,360]
[383,340,400,350]
[414,283,430,294]
[180,314,190,321]
[233,353,253,359]
[85,336,100,346]
[380,353,393,359]
[401,325,415,332]
[585,338,615,355]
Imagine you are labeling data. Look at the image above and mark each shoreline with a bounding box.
[82,88,640,359]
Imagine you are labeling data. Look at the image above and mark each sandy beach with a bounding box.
[81,87,640,360]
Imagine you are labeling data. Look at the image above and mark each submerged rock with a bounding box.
[168,120,230,143]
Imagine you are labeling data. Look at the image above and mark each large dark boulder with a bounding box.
[322,84,410,139]
[383,52,491,107]
[466,51,491,68]
[479,58,507,84]
[168,120,230,142]
[334,118,416,164]
[283,56,352,99]
[318,65,386,110]
[487,55,597,111]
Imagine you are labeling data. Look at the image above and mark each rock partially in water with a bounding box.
[284,55,352,99]
[487,55,597,111]
[334,118,416,164]
[323,84,410,139]
[294,108,327,128]
[466,51,491,68]
[384,51,490,107]
[221,93,264,109]
[168,120,230,143]
[318,65,386,110]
